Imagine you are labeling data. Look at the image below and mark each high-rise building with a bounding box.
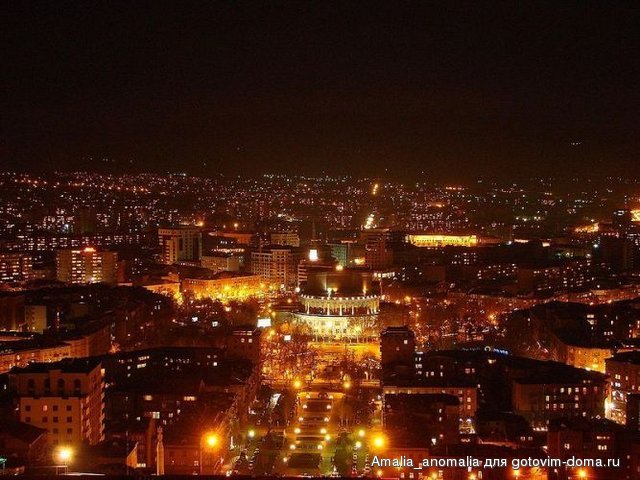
[158,227,202,264]
[10,358,105,445]
[0,252,34,283]
[56,247,117,285]
[251,247,300,289]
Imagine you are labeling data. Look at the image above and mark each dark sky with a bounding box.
[2,2,640,180]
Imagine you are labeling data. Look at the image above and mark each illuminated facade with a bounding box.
[0,252,34,283]
[56,247,117,285]
[181,273,265,300]
[407,234,478,248]
[158,227,202,264]
[294,267,380,340]
[605,352,640,425]
[10,359,105,446]
[251,247,300,289]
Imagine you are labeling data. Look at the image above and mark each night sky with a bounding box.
[3,2,640,180]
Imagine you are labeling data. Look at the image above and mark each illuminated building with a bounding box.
[0,252,34,282]
[10,358,105,445]
[4,233,144,252]
[407,234,479,248]
[382,330,607,430]
[605,352,640,425]
[56,247,117,285]
[512,369,607,428]
[564,343,612,373]
[251,246,301,289]
[295,267,380,340]
[547,417,640,475]
[200,254,240,274]
[158,227,202,264]
[270,232,300,247]
[516,259,595,295]
[181,272,265,300]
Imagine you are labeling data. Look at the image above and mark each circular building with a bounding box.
[295,267,380,341]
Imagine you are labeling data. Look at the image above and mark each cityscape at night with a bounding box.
[2,2,640,480]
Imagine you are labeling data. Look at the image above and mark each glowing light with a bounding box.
[204,433,219,448]
[56,446,73,464]
[355,441,362,449]
[358,429,366,438]
[309,249,319,262]
[574,223,599,234]
[320,428,327,434]
[294,428,301,434]
[248,430,255,439]
[372,434,386,449]
[289,444,296,450]
[578,470,587,479]
[293,379,302,389]
[408,234,478,248]
[343,381,351,390]
[83,246,96,253]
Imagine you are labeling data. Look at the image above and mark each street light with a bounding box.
[205,433,219,448]
[577,469,587,479]
[247,429,256,439]
[200,433,219,474]
[55,446,73,474]
[56,446,73,465]
[372,434,386,449]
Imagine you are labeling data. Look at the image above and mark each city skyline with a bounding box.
[3,2,640,479]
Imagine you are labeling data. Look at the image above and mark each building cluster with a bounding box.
[380,326,640,479]
[2,171,640,477]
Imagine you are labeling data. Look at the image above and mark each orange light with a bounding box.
[204,433,219,448]
[83,246,96,253]
[372,434,386,449]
